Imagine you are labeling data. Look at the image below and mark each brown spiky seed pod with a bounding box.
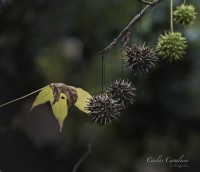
[86,93,122,126]
[123,42,158,74]
[106,79,136,108]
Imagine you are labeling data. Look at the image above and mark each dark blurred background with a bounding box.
[0,0,200,171]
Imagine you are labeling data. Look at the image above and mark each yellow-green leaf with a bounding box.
[75,88,92,114]
[31,85,54,110]
[51,93,68,131]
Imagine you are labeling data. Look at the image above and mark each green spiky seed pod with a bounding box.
[123,42,158,75]
[173,4,197,26]
[156,32,187,62]
[86,93,122,126]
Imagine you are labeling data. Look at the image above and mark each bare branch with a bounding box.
[72,142,92,172]
[137,0,161,5]
[98,0,163,54]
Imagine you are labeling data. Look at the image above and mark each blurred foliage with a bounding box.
[0,0,200,172]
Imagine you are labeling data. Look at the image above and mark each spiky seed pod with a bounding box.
[86,93,122,126]
[156,32,187,62]
[106,79,136,108]
[173,4,197,26]
[123,42,158,75]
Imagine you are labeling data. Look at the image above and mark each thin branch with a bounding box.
[0,86,46,108]
[98,0,163,54]
[72,142,92,172]
[137,0,161,5]
[170,0,174,32]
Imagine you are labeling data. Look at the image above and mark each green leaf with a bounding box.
[31,85,54,110]
[51,92,68,131]
[75,88,92,114]
[30,83,92,132]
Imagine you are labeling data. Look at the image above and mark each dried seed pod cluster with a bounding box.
[106,79,136,108]
[156,31,187,62]
[173,4,197,26]
[123,42,158,74]
[86,0,197,126]
[86,79,136,126]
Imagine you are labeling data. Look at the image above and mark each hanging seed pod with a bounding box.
[173,4,197,26]
[106,79,136,108]
[156,31,187,62]
[123,42,158,74]
[86,93,122,126]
